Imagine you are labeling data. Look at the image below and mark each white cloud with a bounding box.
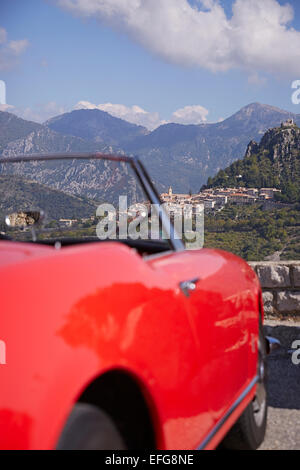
[171,105,209,124]
[23,102,67,122]
[0,27,29,70]
[8,39,29,55]
[0,104,14,112]
[2,102,67,123]
[2,99,212,129]
[74,100,166,130]
[0,28,7,44]
[74,101,211,128]
[247,72,267,86]
[57,0,300,76]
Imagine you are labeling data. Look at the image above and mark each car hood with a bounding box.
[0,241,53,270]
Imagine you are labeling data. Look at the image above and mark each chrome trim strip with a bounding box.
[197,375,259,450]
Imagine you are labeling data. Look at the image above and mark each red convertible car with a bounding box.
[0,153,270,450]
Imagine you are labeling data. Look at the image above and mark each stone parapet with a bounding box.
[249,261,300,317]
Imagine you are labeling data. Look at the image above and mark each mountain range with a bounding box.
[1,103,300,193]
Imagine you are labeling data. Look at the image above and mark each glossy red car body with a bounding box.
[0,236,262,450]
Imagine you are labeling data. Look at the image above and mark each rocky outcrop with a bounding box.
[245,140,260,158]
[249,261,300,317]
[259,122,300,162]
[205,119,300,202]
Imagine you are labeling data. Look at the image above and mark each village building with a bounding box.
[281,118,294,128]
[59,219,78,227]
[160,185,281,211]
[259,188,281,199]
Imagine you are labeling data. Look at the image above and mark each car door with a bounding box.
[147,248,250,444]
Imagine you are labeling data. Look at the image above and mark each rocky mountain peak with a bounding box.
[254,120,300,162]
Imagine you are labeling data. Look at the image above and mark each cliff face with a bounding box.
[245,140,260,158]
[1,127,101,157]
[257,123,300,162]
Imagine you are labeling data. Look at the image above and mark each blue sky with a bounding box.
[1,0,300,129]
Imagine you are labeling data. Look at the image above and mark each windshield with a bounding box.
[0,156,166,247]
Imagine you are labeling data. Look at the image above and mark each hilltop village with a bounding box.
[160,186,281,212]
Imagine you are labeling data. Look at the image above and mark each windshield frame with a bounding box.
[0,153,185,252]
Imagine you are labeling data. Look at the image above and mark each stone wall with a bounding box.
[249,261,300,317]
